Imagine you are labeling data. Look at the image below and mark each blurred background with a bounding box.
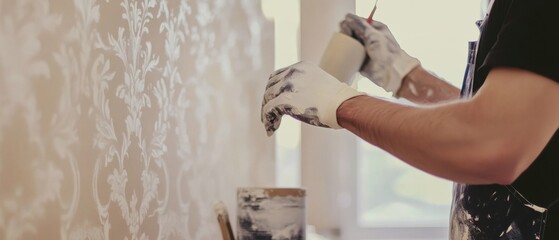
[266,0,485,239]
[0,0,485,239]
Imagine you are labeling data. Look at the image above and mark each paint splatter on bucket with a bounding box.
[237,188,306,240]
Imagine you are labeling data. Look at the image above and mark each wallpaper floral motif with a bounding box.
[0,0,275,239]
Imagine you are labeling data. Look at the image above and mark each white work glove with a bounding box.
[261,61,365,136]
[340,13,420,95]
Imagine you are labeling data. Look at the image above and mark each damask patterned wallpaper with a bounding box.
[0,0,275,239]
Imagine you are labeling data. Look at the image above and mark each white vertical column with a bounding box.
[300,0,357,236]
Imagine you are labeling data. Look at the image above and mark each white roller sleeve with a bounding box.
[319,32,367,85]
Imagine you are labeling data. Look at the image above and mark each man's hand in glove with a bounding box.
[340,13,420,95]
[261,61,364,136]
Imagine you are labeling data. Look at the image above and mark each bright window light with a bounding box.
[355,0,482,229]
[262,0,302,187]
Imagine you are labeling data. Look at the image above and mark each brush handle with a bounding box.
[225,218,235,240]
[367,0,378,24]
[367,5,377,24]
[217,216,234,240]
[214,201,235,240]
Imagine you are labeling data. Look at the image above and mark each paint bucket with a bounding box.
[237,188,306,240]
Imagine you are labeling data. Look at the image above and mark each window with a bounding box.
[261,0,302,188]
[346,0,483,239]
[265,1,486,238]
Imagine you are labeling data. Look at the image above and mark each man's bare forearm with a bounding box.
[337,68,559,185]
[336,95,513,185]
[396,67,461,104]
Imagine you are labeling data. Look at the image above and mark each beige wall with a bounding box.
[0,0,275,239]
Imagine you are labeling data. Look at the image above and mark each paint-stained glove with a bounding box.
[340,13,420,95]
[261,61,365,136]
